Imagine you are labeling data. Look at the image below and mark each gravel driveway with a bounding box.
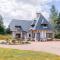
[0,41,60,56]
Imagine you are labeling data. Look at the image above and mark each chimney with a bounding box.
[36,12,42,19]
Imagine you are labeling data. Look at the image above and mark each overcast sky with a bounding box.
[0,0,60,27]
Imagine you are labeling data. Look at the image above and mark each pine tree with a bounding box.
[50,5,58,29]
[0,15,5,34]
[54,12,60,38]
[55,13,60,33]
[6,27,11,34]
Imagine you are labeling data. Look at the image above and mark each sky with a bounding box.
[0,0,60,28]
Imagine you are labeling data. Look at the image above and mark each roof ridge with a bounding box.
[12,19,32,21]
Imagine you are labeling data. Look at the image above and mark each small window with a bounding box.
[31,24,35,27]
[15,26,22,31]
[46,33,52,38]
[41,24,47,26]
[15,26,21,28]
[41,24,48,28]
[29,34,31,37]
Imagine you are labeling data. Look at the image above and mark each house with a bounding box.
[9,13,54,41]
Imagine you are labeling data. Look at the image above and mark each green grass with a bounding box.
[0,48,60,60]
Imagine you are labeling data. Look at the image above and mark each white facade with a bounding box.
[10,13,54,41]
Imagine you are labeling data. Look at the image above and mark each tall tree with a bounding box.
[55,13,60,33]
[6,27,11,34]
[0,15,5,34]
[0,15,3,26]
[55,13,60,38]
[50,5,58,29]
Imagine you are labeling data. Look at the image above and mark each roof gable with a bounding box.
[33,13,52,30]
[9,13,52,32]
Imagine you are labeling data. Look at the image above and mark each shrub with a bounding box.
[55,34,60,39]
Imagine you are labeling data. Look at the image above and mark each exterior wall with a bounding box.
[12,30,54,41]
[12,31,27,40]
[12,31,16,38]
[31,30,54,41]
[33,31,46,41]
[40,31,46,39]
[26,31,32,40]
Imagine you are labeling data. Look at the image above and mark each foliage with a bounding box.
[0,15,3,26]
[54,13,60,38]
[6,27,11,34]
[55,34,60,39]
[0,48,60,60]
[50,5,58,29]
[0,25,5,34]
[55,13,60,32]
[0,15,5,34]
[49,5,60,38]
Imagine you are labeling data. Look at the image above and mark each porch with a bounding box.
[27,30,54,41]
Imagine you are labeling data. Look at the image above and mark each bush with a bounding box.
[55,34,60,39]
[0,26,5,34]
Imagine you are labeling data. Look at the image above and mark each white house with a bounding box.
[9,13,54,41]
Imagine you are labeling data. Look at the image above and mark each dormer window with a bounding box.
[41,24,48,28]
[31,24,35,27]
[15,26,22,31]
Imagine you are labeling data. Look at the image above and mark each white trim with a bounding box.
[34,18,39,30]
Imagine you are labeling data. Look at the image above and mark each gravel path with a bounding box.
[0,41,60,56]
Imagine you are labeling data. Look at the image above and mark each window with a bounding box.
[15,26,21,28]
[31,24,35,27]
[15,26,22,31]
[41,24,48,28]
[41,24,47,26]
[29,34,31,37]
[46,33,52,38]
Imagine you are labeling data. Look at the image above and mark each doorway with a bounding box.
[16,34,21,38]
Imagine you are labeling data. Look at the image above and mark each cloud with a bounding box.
[0,0,57,27]
[16,0,52,6]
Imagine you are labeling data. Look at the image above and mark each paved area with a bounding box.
[0,41,60,56]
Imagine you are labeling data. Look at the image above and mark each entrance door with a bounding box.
[16,34,21,38]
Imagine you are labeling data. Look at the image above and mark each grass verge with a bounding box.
[0,48,60,60]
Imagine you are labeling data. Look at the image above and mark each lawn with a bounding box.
[0,48,60,60]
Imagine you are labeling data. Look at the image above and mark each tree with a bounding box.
[55,13,60,33]
[6,27,11,34]
[53,12,60,38]
[0,15,5,34]
[50,5,58,29]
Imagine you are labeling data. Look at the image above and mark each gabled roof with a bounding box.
[32,13,52,30]
[9,13,52,32]
[31,20,36,25]
[9,19,32,31]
